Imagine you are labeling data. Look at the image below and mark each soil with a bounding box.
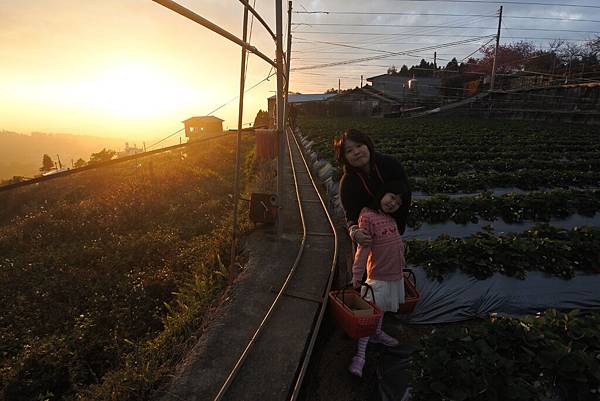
[300,315,485,401]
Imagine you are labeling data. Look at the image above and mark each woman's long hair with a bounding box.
[333,128,376,173]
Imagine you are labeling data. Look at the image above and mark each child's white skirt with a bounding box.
[361,278,405,313]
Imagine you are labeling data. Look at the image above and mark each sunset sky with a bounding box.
[1,0,598,144]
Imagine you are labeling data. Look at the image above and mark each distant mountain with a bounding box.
[0,131,140,180]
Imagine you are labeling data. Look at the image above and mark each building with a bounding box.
[183,116,224,141]
[117,143,144,158]
[366,74,442,106]
[328,86,405,116]
[267,93,337,127]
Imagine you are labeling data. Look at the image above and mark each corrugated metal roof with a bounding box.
[268,93,337,103]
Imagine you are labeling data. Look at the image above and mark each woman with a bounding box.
[334,128,411,245]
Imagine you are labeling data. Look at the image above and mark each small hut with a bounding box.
[183,116,224,141]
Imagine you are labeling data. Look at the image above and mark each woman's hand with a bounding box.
[353,228,372,246]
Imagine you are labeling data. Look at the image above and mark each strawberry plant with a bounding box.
[411,310,600,401]
[406,225,600,281]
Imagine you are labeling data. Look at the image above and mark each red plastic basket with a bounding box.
[328,286,383,339]
[397,269,421,314]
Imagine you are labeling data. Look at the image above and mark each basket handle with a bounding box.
[404,268,416,286]
[341,282,376,307]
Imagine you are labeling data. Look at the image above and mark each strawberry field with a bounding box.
[298,116,600,401]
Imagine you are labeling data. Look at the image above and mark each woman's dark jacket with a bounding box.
[339,152,411,234]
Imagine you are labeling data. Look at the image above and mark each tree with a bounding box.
[73,158,87,168]
[467,41,538,74]
[89,149,116,164]
[588,36,600,57]
[253,109,269,128]
[561,43,583,82]
[445,58,460,71]
[40,154,54,172]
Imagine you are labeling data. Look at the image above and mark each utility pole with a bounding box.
[490,6,502,91]
[230,4,249,281]
[56,154,62,169]
[338,78,341,93]
[284,1,292,125]
[565,54,574,84]
[360,75,363,88]
[433,52,437,77]
[276,0,285,237]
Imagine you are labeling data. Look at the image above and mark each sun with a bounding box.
[86,62,192,120]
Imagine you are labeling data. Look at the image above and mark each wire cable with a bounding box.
[387,0,600,10]
[292,23,600,34]
[292,36,494,71]
[293,10,600,23]
[147,69,275,151]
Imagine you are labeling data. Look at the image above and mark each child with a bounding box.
[348,181,406,378]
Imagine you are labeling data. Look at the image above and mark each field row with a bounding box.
[408,189,600,227]
[406,225,600,281]
[410,170,600,193]
[402,158,600,177]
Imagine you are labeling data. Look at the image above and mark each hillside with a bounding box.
[0,134,254,400]
[0,131,137,180]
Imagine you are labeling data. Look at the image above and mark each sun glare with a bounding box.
[85,63,195,120]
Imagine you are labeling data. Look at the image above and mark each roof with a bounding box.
[366,74,390,81]
[182,116,224,123]
[268,93,337,103]
[367,74,442,82]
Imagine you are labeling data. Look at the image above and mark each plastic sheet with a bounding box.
[377,346,416,401]
[405,266,600,324]
[403,213,600,240]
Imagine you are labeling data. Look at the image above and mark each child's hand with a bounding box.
[352,277,361,290]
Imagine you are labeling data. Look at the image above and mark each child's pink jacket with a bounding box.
[352,207,406,283]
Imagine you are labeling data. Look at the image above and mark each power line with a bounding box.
[292,32,591,42]
[206,70,276,116]
[387,0,600,10]
[294,14,492,54]
[147,70,276,151]
[461,37,497,61]
[293,10,600,23]
[292,23,600,34]
[292,36,493,71]
[146,128,185,150]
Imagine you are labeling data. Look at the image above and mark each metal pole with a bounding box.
[276,0,285,237]
[238,0,276,40]
[284,1,293,123]
[230,6,249,281]
[490,6,502,91]
[152,0,276,68]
